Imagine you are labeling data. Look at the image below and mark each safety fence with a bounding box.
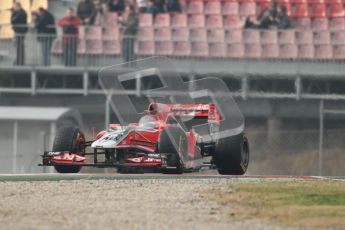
[0,26,345,68]
[246,128,345,176]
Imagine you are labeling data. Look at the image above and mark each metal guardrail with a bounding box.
[1,63,345,101]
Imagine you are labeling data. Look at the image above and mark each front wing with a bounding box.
[40,150,168,169]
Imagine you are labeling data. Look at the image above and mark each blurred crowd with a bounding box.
[76,0,181,26]
[10,0,182,66]
[245,1,291,29]
[91,0,181,22]
[9,0,292,67]
[10,1,135,66]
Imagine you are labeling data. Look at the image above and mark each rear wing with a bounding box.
[168,103,220,121]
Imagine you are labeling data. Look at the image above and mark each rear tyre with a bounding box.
[214,133,249,175]
[158,126,188,174]
[52,126,85,173]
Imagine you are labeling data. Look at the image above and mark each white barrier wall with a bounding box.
[0,121,52,173]
[0,106,82,174]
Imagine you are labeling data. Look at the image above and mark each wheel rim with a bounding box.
[241,138,249,167]
[73,131,85,155]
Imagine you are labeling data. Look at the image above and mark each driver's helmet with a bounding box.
[149,104,157,115]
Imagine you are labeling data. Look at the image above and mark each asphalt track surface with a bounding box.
[0,172,342,182]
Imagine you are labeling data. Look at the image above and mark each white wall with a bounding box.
[0,121,53,173]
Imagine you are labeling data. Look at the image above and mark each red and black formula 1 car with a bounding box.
[41,103,249,175]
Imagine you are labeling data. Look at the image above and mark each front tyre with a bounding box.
[54,165,81,174]
[214,133,249,175]
[52,126,85,173]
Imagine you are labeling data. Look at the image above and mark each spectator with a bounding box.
[147,0,160,15]
[77,0,97,25]
[154,0,165,13]
[277,5,292,29]
[258,1,278,20]
[166,0,181,13]
[107,0,126,13]
[257,0,278,29]
[259,13,273,29]
[244,16,259,29]
[57,7,81,67]
[34,7,57,66]
[120,5,138,64]
[137,0,149,13]
[11,2,28,66]
[271,1,279,20]
[99,0,108,14]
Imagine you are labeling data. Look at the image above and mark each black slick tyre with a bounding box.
[214,133,249,175]
[52,126,85,173]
